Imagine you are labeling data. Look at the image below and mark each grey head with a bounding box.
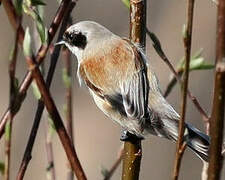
[56,21,115,59]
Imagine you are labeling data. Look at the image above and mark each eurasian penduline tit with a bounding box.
[56,21,210,162]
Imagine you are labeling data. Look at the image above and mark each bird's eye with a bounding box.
[63,31,87,49]
[71,32,87,49]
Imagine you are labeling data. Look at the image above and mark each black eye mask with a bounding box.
[63,31,87,49]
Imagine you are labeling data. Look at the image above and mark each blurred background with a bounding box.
[0,0,224,179]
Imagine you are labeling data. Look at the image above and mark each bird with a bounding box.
[56,21,210,162]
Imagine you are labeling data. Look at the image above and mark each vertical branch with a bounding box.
[45,119,56,180]
[172,0,195,180]
[16,2,76,179]
[122,0,146,180]
[207,0,225,179]
[62,16,74,180]
[5,17,20,180]
[145,29,209,123]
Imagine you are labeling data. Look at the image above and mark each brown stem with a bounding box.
[4,119,12,180]
[146,28,209,124]
[103,145,124,180]
[16,3,76,179]
[4,15,21,180]
[207,0,225,179]
[23,55,86,180]
[2,0,24,45]
[45,121,56,180]
[0,0,73,139]
[62,16,74,179]
[172,0,195,179]
[163,70,183,98]
[122,0,146,179]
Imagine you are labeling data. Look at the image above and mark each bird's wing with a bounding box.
[120,39,149,120]
[79,38,149,121]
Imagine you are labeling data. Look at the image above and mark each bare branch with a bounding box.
[146,28,209,123]
[207,0,225,179]
[45,119,56,180]
[103,145,124,180]
[172,0,195,179]
[2,0,24,45]
[16,2,76,179]
[0,0,73,139]
[122,0,146,179]
[4,15,21,180]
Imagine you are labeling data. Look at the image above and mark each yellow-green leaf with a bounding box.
[0,162,4,175]
[122,0,130,9]
[32,82,41,100]
[23,27,32,57]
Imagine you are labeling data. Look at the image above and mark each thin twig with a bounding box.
[45,119,56,180]
[2,0,24,45]
[163,71,183,98]
[146,28,209,124]
[172,0,195,179]
[103,145,124,180]
[16,3,76,179]
[0,0,73,139]
[4,16,21,180]
[62,19,75,179]
[122,0,146,179]
[207,0,225,179]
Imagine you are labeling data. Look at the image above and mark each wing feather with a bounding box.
[79,38,149,123]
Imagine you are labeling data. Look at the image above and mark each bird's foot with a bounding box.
[120,130,144,142]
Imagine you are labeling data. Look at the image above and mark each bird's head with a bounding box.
[55,21,114,61]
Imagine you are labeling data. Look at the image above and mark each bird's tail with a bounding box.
[153,117,210,161]
[184,123,210,162]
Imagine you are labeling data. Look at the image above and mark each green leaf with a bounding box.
[14,77,19,88]
[5,121,11,141]
[14,0,23,16]
[23,0,47,44]
[35,14,46,43]
[190,57,205,70]
[62,68,71,88]
[37,4,44,19]
[182,24,187,39]
[121,0,130,9]
[48,117,56,132]
[47,117,56,143]
[192,48,203,59]
[0,162,4,175]
[176,49,214,72]
[32,82,41,100]
[31,0,46,6]
[23,27,32,57]
[190,60,214,71]
[63,104,67,117]
[176,57,185,70]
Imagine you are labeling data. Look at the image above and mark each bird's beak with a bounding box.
[54,40,65,46]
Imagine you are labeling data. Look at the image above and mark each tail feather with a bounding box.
[185,123,210,161]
